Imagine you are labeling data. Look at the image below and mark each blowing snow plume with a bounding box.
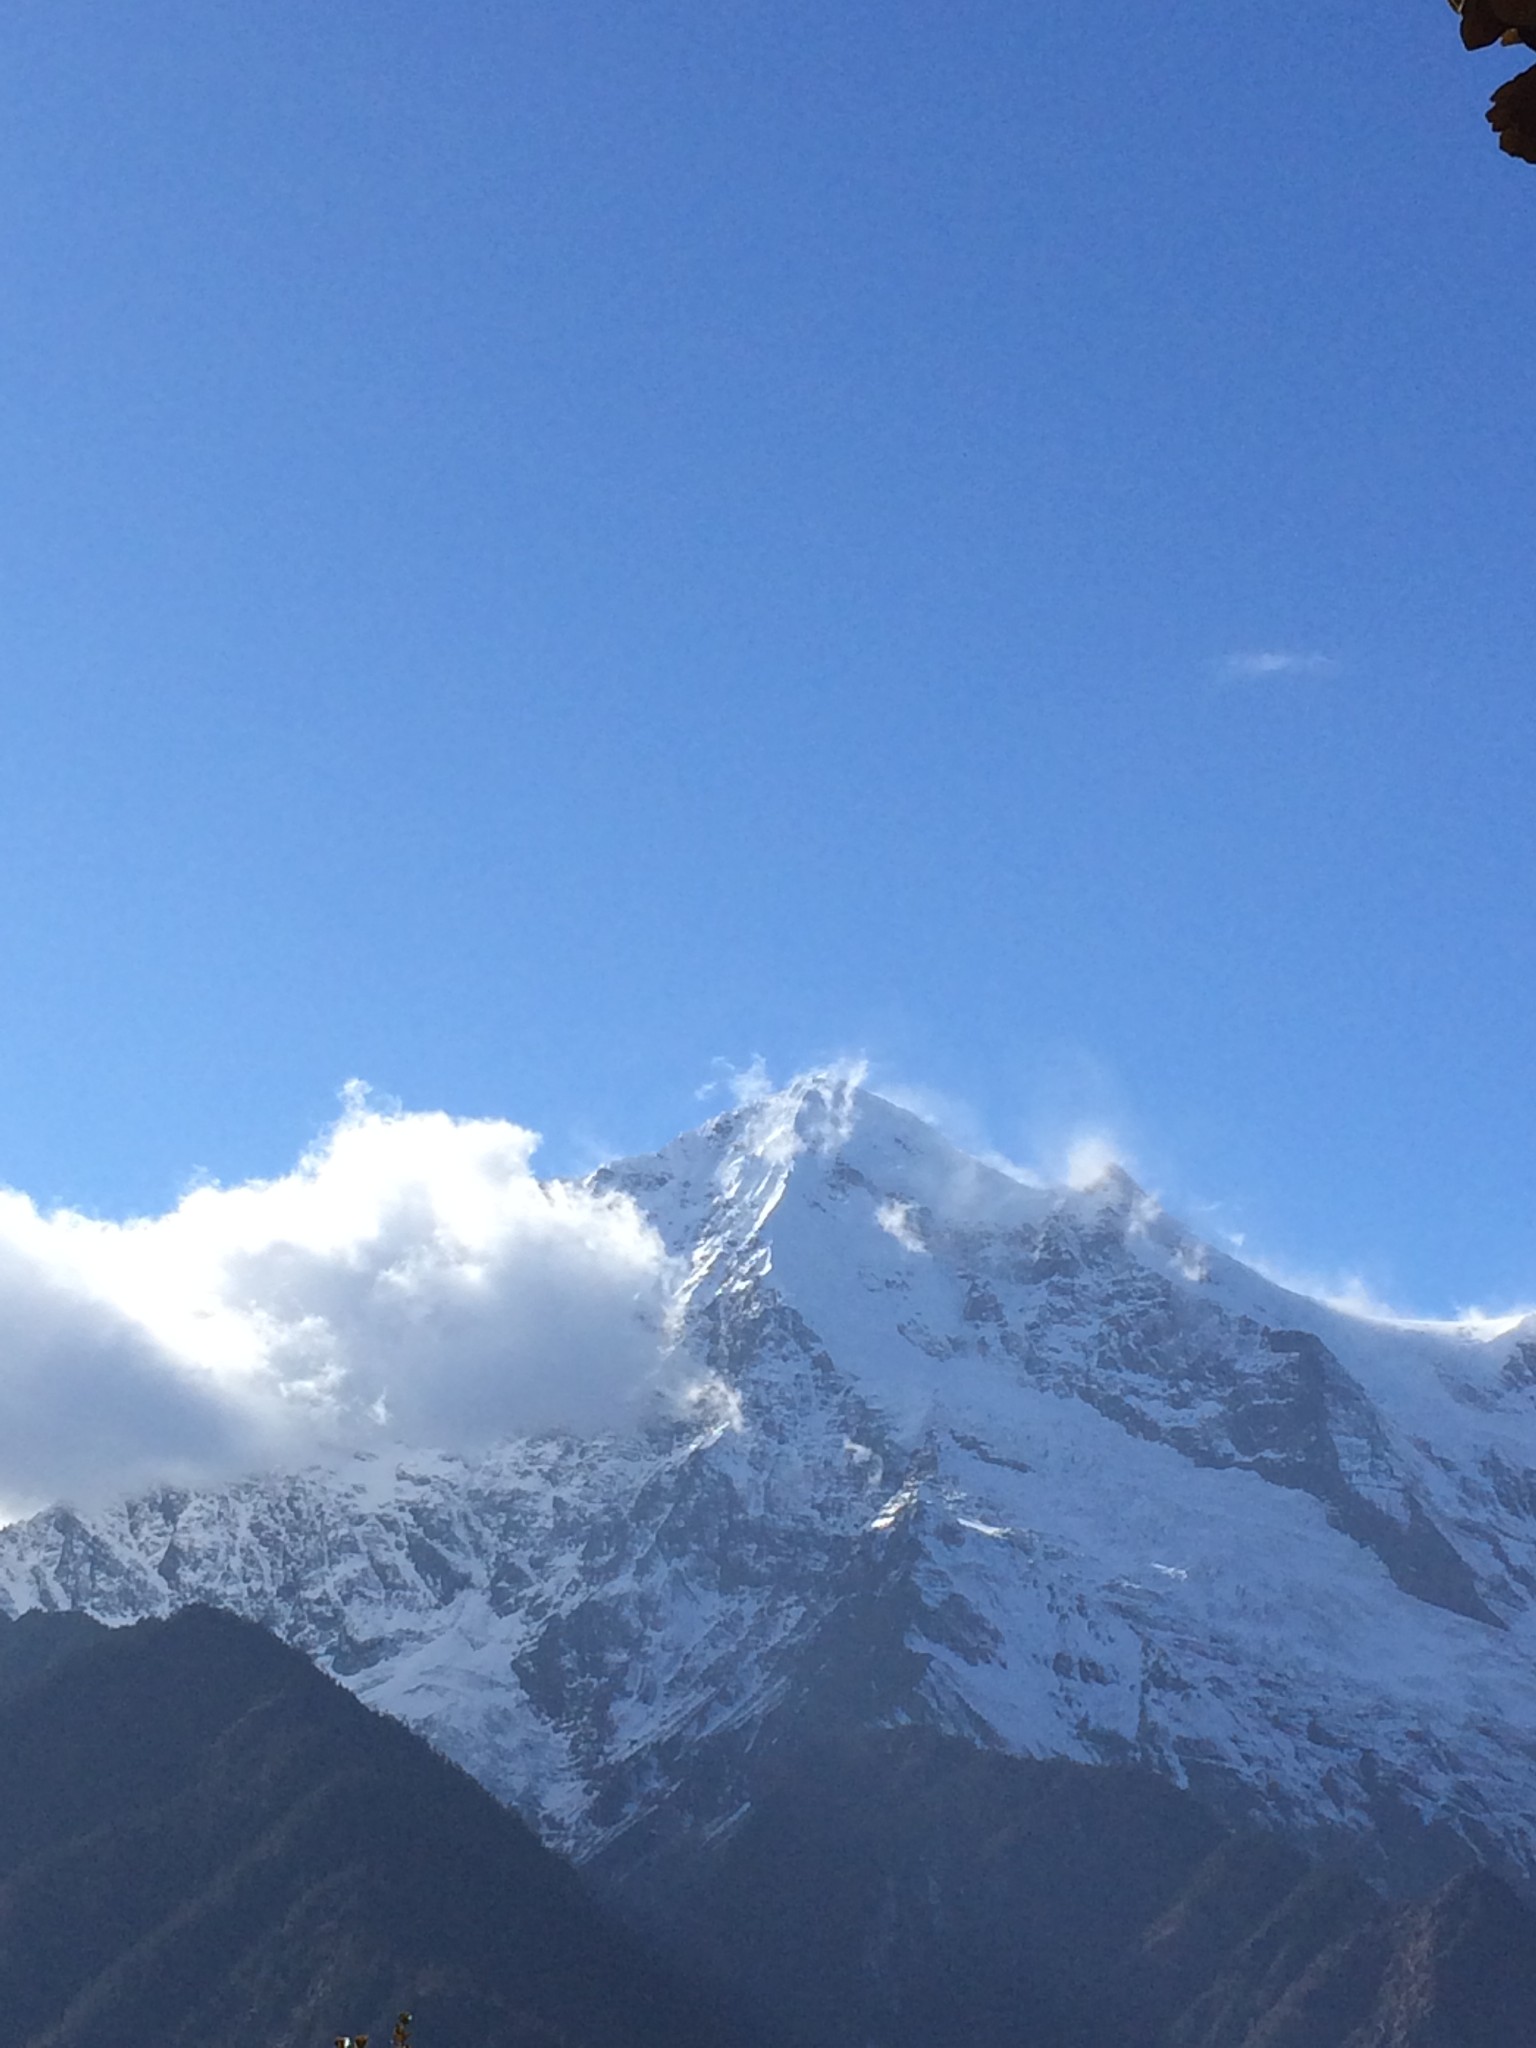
[0,1089,680,1519]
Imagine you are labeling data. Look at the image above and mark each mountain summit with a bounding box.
[3,1074,1535,1889]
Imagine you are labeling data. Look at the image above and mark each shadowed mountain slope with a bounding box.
[0,1607,105,1701]
[0,1606,739,2048]
[599,1727,1536,2048]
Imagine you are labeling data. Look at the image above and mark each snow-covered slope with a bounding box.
[3,1075,1536,1885]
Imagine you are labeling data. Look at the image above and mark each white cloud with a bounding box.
[1062,1131,1128,1191]
[1239,1245,1535,1335]
[696,1054,775,1107]
[1220,649,1338,680]
[874,1198,928,1254]
[0,1090,681,1519]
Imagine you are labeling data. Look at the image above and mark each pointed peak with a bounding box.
[1076,1160,1149,1207]
[723,1066,867,1164]
[657,1070,1167,1240]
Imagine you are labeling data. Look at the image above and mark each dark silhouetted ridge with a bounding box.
[0,1607,105,1701]
[0,1605,738,2048]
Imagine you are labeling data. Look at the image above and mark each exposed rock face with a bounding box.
[2,1077,1535,1890]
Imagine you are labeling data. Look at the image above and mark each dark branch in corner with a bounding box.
[1449,0,1536,163]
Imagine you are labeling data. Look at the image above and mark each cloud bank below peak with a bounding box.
[0,1090,681,1521]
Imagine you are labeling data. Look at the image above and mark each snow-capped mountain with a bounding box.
[3,1075,1536,1886]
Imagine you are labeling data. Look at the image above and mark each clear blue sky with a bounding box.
[0,0,1532,1316]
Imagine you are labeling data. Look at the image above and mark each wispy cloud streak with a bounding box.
[1220,649,1338,680]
